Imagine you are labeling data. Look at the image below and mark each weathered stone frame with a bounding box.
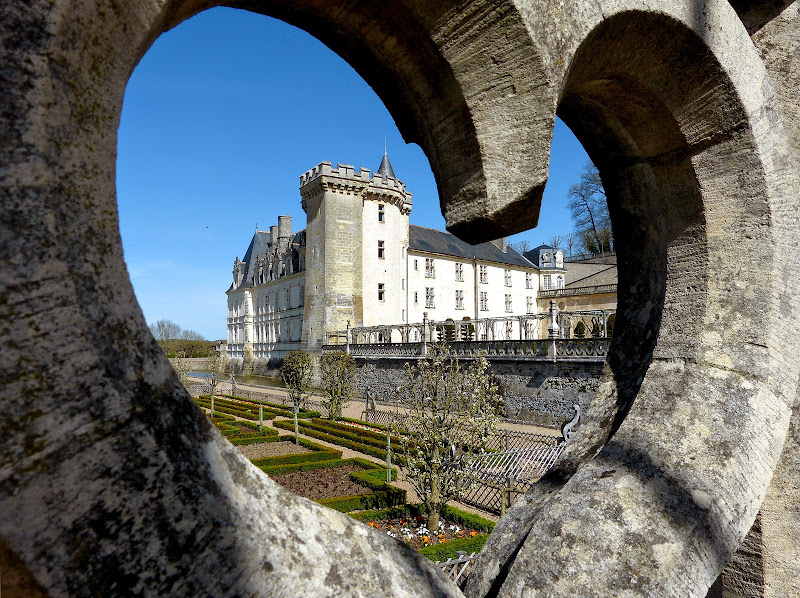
[1,1,798,596]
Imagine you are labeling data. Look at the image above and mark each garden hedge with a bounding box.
[220,394,320,419]
[416,534,489,561]
[349,503,495,533]
[272,419,404,462]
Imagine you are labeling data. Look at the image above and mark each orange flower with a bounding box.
[422,536,429,543]
[469,531,477,537]
[375,524,380,529]
[368,522,375,527]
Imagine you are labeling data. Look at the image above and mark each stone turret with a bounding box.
[298,155,412,350]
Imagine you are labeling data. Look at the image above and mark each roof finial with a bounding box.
[384,134,387,156]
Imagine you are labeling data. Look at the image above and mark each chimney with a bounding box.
[490,237,507,252]
[278,215,292,243]
[270,225,278,246]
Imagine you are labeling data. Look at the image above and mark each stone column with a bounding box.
[547,301,559,361]
[421,312,428,356]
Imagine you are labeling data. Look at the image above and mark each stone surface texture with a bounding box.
[1,1,799,597]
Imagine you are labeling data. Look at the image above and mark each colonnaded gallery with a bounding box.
[226,153,617,364]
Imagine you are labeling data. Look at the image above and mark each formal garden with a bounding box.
[191,346,512,574]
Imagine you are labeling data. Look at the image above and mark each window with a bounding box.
[479,265,488,284]
[425,287,435,308]
[378,240,385,259]
[505,294,512,313]
[526,272,533,289]
[378,283,385,301]
[455,262,464,282]
[414,291,418,304]
[425,257,435,278]
[504,269,512,287]
[414,259,418,271]
[378,204,385,222]
[455,290,464,310]
[543,274,552,290]
[526,296,534,313]
[285,288,291,309]
[557,276,563,289]
[480,292,488,311]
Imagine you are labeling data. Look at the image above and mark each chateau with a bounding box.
[225,154,612,365]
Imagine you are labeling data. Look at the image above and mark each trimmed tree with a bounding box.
[281,350,313,440]
[206,347,228,414]
[390,345,502,531]
[320,351,357,420]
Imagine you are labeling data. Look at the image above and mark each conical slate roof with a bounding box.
[376,151,396,179]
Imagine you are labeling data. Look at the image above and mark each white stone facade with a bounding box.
[226,155,565,363]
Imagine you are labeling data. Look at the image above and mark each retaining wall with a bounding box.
[353,356,604,428]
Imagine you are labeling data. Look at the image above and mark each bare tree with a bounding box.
[149,319,182,341]
[567,162,612,254]
[509,239,531,254]
[180,329,206,341]
[564,232,577,257]
[206,347,228,409]
[170,349,193,392]
[390,346,502,531]
[547,235,562,250]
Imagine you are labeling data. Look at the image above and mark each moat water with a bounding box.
[187,372,286,389]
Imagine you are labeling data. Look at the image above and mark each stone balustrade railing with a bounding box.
[322,337,610,361]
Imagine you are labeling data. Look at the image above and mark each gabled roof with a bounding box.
[409,225,534,268]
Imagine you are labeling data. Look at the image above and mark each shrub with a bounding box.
[391,346,501,531]
[282,350,313,440]
[320,351,357,420]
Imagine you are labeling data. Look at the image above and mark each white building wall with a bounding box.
[251,272,305,362]
[406,252,541,327]
[361,198,409,327]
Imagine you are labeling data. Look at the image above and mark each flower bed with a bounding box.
[350,503,494,559]
[271,464,372,501]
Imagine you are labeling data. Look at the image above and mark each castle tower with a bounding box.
[299,156,412,350]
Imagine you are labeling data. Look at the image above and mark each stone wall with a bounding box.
[353,356,604,428]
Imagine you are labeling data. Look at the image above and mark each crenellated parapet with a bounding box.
[299,160,412,214]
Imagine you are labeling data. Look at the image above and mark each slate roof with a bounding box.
[240,231,272,287]
[409,225,535,268]
[228,230,306,291]
[376,151,396,179]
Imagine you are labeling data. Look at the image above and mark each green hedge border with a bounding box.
[220,394,321,419]
[273,418,405,463]
[349,503,495,533]
[348,503,494,560]
[416,534,489,561]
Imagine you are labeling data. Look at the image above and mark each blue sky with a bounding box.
[117,7,590,340]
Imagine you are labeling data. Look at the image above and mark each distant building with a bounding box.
[225,154,615,365]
